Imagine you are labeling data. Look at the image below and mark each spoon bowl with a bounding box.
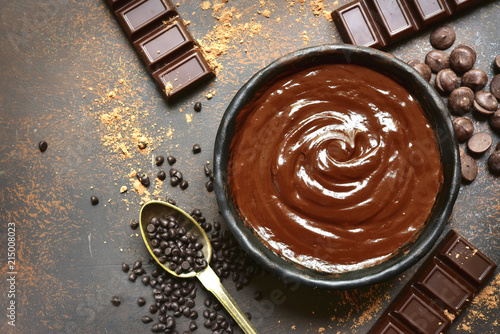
[139,200,259,334]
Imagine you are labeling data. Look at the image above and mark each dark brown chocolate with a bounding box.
[368,230,496,334]
[106,0,214,100]
[332,0,487,49]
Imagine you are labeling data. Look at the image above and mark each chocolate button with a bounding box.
[450,45,476,74]
[468,132,492,154]
[461,69,488,92]
[461,154,478,182]
[474,90,499,116]
[407,59,422,67]
[436,69,459,94]
[425,50,450,73]
[490,110,500,132]
[448,87,474,115]
[490,74,500,100]
[413,62,432,81]
[430,26,455,50]
[495,55,500,72]
[489,151,500,175]
[453,117,474,142]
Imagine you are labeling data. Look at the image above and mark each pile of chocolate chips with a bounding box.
[145,214,208,275]
[409,26,500,181]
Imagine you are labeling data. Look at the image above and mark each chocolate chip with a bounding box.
[491,74,500,100]
[474,90,498,116]
[155,155,165,166]
[189,321,198,331]
[245,312,252,320]
[448,87,474,115]
[496,142,500,151]
[490,110,500,132]
[141,315,153,323]
[121,262,130,273]
[430,26,455,50]
[488,151,500,175]
[450,45,476,74]
[138,141,148,149]
[412,62,432,81]
[425,50,450,73]
[132,260,142,270]
[111,296,121,306]
[468,132,492,154]
[205,180,214,192]
[157,170,166,181]
[194,102,202,112]
[407,59,422,67]
[90,195,99,205]
[461,154,478,182]
[495,55,500,72]
[435,69,459,94]
[170,176,180,187]
[38,140,48,152]
[453,117,474,142]
[180,180,189,190]
[461,69,488,91]
[130,219,139,230]
[137,297,146,306]
[140,175,150,187]
[141,275,150,285]
[167,155,177,165]
[192,144,201,154]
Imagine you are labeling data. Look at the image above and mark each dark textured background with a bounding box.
[0,1,498,333]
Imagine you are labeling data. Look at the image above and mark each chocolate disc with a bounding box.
[489,151,500,175]
[425,50,450,73]
[430,26,456,50]
[450,46,476,74]
[494,55,500,72]
[474,90,499,116]
[490,110,500,132]
[413,62,432,82]
[467,132,492,154]
[435,69,459,94]
[453,117,474,142]
[461,154,478,182]
[461,69,488,91]
[491,74,500,100]
[448,87,474,115]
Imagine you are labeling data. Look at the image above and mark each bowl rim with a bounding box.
[213,44,461,289]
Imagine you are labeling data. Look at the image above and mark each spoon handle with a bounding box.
[197,266,259,334]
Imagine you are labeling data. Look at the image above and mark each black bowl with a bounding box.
[213,44,460,289]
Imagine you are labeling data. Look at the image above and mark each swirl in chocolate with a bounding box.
[229,64,443,273]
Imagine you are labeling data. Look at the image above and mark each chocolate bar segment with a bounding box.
[409,0,453,26]
[332,0,487,48]
[369,0,420,43]
[367,230,496,334]
[116,0,177,38]
[153,49,214,99]
[134,20,194,70]
[331,0,387,49]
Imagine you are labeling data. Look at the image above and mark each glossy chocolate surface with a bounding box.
[228,63,443,273]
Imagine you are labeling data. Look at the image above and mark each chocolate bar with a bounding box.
[106,0,214,100]
[332,0,486,48]
[367,230,496,334]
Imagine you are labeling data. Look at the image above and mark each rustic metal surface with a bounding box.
[0,1,498,333]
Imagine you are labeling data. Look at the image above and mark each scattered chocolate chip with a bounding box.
[130,219,139,230]
[132,260,142,270]
[194,102,202,112]
[461,69,488,91]
[412,62,432,81]
[205,180,214,192]
[167,155,177,165]
[155,155,165,166]
[468,132,492,154]
[449,87,474,115]
[430,26,455,50]
[495,55,500,72]
[157,170,166,181]
[137,297,146,306]
[407,59,422,67]
[189,321,198,331]
[141,315,153,323]
[450,45,476,74]
[491,74,500,100]
[111,296,121,306]
[461,154,478,183]
[192,144,201,154]
[474,90,499,116]
[488,151,500,175]
[90,195,99,205]
[38,140,48,152]
[141,275,150,285]
[138,141,148,149]
[453,117,474,142]
[490,110,500,132]
[166,197,176,205]
[245,312,252,320]
[425,50,450,73]
[170,176,180,187]
[180,180,189,190]
[435,69,459,94]
[121,262,130,273]
[140,175,150,187]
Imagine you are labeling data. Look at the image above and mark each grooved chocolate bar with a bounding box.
[332,0,486,48]
[106,0,214,100]
[367,229,496,334]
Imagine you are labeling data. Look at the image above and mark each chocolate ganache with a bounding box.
[228,63,443,273]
